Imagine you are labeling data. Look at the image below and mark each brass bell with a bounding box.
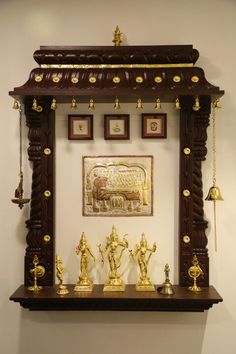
[32,97,38,111]
[71,97,78,110]
[213,98,221,109]
[13,99,19,110]
[88,97,95,110]
[114,97,120,110]
[136,98,143,109]
[192,96,201,111]
[51,98,57,110]
[154,98,161,110]
[205,186,224,201]
[175,97,181,110]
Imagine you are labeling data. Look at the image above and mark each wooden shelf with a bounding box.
[10,285,222,312]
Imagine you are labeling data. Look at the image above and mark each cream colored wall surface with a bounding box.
[1,0,236,354]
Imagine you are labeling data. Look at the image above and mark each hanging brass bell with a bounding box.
[71,97,78,110]
[192,96,201,111]
[32,98,38,110]
[114,97,120,110]
[136,98,143,109]
[13,100,19,110]
[88,97,95,110]
[51,98,57,110]
[155,98,161,110]
[205,186,224,201]
[175,97,181,110]
[213,98,221,109]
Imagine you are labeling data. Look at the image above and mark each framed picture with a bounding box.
[83,155,153,216]
[68,115,93,140]
[142,113,167,138]
[104,114,130,140]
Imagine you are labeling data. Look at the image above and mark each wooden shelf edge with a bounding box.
[9,285,223,312]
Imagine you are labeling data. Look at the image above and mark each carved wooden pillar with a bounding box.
[179,96,211,286]
[24,97,55,286]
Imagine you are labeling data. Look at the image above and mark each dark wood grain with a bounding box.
[9,285,223,312]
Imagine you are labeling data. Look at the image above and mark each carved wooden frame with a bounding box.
[9,45,224,289]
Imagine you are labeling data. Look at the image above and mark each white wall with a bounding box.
[1,0,236,354]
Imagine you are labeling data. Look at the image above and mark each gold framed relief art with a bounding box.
[83,155,153,216]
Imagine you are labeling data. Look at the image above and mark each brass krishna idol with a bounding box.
[74,232,95,292]
[130,233,157,291]
[99,225,128,291]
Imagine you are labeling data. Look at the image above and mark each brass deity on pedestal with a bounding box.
[99,225,128,291]
[55,255,69,295]
[74,232,95,292]
[130,233,157,291]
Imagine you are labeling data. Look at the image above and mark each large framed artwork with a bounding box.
[83,155,153,216]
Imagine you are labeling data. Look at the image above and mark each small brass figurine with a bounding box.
[74,232,95,292]
[28,255,45,292]
[56,255,69,295]
[130,233,157,291]
[188,255,204,292]
[112,25,122,46]
[99,225,128,291]
[158,264,175,295]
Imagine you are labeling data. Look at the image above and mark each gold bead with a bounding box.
[35,75,43,82]
[44,190,51,198]
[113,76,121,83]
[183,235,190,243]
[183,147,191,155]
[136,76,143,83]
[183,189,190,197]
[89,76,96,83]
[52,76,60,83]
[173,75,181,83]
[44,148,52,156]
[43,235,51,242]
[71,77,79,84]
[154,76,162,83]
[191,76,199,83]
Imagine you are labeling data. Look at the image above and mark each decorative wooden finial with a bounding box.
[112,26,122,46]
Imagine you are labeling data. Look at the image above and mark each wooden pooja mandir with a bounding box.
[9,43,224,311]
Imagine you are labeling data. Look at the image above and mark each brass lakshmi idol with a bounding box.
[74,232,95,292]
[130,233,157,291]
[99,225,128,291]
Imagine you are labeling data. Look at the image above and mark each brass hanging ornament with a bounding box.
[51,97,57,110]
[88,97,95,110]
[11,102,30,209]
[175,97,181,110]
[71,97,78,110]
[155,98,161,110]
[136,98,143,109]
[114,97,120,110]
[205,98,223,251]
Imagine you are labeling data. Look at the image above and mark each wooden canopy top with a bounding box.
[9,45,224,103]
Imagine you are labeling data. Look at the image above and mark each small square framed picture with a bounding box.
[142,113,167,138]
[68,115,93,140]
[104,114,130,140]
